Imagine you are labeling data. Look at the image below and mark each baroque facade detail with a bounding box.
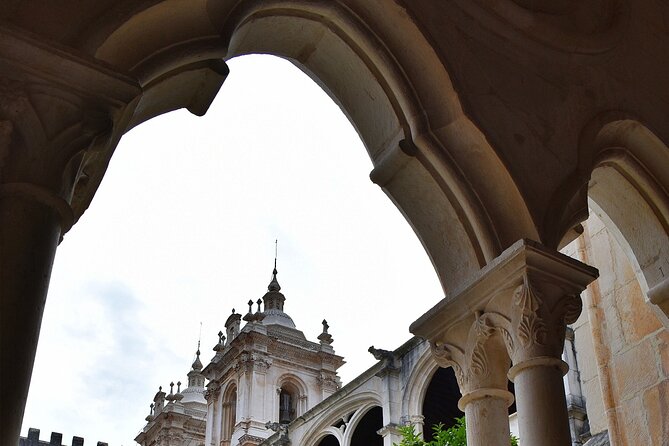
[137,265,343,446]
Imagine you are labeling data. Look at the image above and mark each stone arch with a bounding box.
[75,0,539,290]
[345,404,384,446]
[403,346,467,439]
[312,430,342,446]
[577,116,669,324]
[402,343,439,429]
[301,392,382,446]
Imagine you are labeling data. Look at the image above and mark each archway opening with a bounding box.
[421,367,462,440]
[350,406,383,446]
[21,54,444,445]
[554,138,669,444]
[317,434,340,446]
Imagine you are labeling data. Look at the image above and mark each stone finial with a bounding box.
[254,298,266,323]
[243,299,255,321]
[145,403,154,422]
[174,381,184,402]
[166,382,175,402]
[213,330,226,352]
[318,319,334,345]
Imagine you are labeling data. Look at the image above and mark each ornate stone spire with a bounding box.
[268,239,281,292]
[268,263,281,292]
[182,348,207,408]
[260,257,296,328]
[264,262,285,311]
[191,348,203,372]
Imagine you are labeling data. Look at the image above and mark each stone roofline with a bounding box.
[19,427,107,446]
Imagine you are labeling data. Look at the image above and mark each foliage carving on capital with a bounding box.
[471,311,514,373]
[509,275,584,361]
[431,341,466,389]
[513,278,548,348]
[431,311,513,393]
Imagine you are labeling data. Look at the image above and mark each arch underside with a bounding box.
[56,0,539,291]
[581,119,669,324]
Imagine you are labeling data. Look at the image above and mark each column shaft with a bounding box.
[464,396,511,446]
[513,363,572,446]
[0,194,62,445]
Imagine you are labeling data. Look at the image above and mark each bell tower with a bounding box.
[202,264,344,446]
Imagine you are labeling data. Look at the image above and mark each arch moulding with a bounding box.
[576,115,669,324]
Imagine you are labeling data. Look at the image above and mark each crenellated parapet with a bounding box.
[19,427,107,446]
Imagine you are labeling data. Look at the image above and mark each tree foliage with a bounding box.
[394,418,518,446]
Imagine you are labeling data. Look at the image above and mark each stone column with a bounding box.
[0,26,140,445]
[506,274,589,446]
[411,240,598,446]
[429,313,514,446]
[1,182,67,445]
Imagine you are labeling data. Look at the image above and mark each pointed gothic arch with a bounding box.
[347,405,383,446]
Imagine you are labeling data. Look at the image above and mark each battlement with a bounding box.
[19,428,108,446]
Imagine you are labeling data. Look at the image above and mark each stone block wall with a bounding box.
[566,214,669,445]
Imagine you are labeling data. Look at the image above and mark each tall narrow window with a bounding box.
[222,386,237,446]
[278,382,300,424]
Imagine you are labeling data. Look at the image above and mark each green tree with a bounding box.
[394,417,518,446]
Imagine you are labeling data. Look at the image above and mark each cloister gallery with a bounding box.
[1,2,668,446]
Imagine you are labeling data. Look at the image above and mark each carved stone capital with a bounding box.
[317,371,340,392]
[204,383,221,403]
[431,311,512,400]
[507,274,583,363]
[412,239,598,388]
[234,352,272,376]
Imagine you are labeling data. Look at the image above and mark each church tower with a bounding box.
[135,350,208,446]
[202,265,344,446]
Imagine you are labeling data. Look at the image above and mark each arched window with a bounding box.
[221,384,237,446]
[278,383,299,424]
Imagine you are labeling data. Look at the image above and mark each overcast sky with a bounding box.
[21,55,444,446]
